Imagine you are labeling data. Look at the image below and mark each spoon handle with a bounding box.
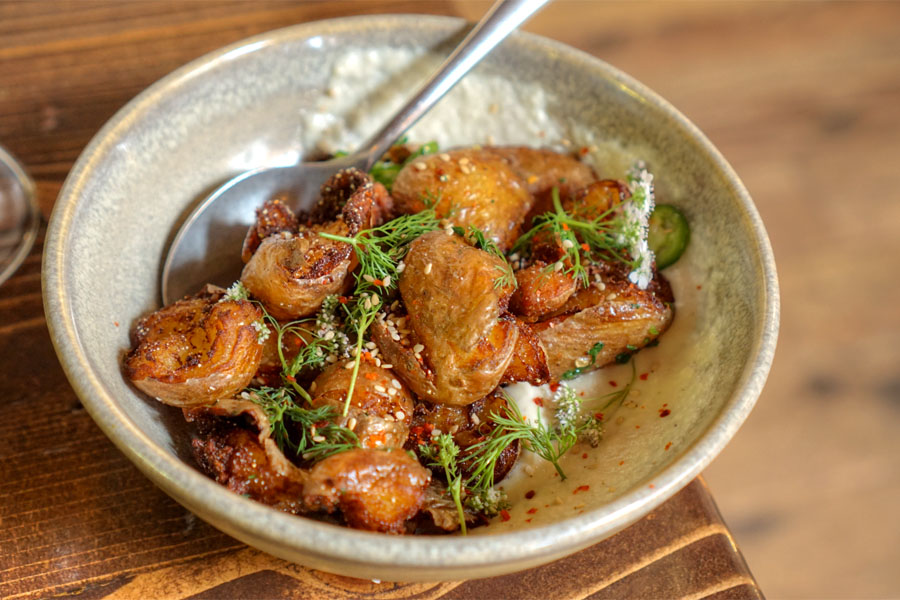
[357,0,551,169]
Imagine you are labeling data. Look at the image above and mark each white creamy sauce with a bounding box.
[297,47,703,529]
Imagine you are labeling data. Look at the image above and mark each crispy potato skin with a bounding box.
[509,262,578,323]
[565,179,630,221]
[310,361,414,449]
[392,148,532,251]
[187,401,308,514]
[124,286,263,407]
[385,232,518,406]
[303,448,430,533]
[241,196,299,263]
[408,391,520,484]
[499,316,550,386]
[241,168,383,320]
[531,270,674,378]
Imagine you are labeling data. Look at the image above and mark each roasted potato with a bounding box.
[241,168,384,320]
[124,285,264,407]
[187,399,307,514]
[241,196,299,263]
[407,390,520,484]
[375,232,519,406]
[303,448,430,533]
[531,268,674,378]
[484,146,597,218]
[391,148,532,250]
[499,316,550,386]
[508,262,578,323]
[309,361,414,449]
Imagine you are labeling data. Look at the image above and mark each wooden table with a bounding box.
[0,2,770,598]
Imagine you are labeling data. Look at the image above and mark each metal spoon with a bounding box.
[162,0,550,304]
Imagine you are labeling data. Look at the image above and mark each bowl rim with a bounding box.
[43,13,779,580]
[0,143,39,286]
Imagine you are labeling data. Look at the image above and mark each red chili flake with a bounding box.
[608,380,618,387]
[618,461,625,466]
[525,518,532,523]
[573,485,590,494]
[533,397,544,407]
[338,296,350,304]
[363,372,378,381]
[423,422,434,431]
[639,373,649,381]
[696,285,703,290]
[549,382,561,392]
[580,243,590,252]
[285,374,296,382]
[411,426,424,435]
[500,509,511,522]
[581,453,588,459]
[659,409,671,418]
[524,490,536,499]
[527,507,538,514]
[649,484,655,489]
[373,279,383,286]
[579,146,590,156]
[113,321,120,327]
[635,425,641,429]
[665,442,672,451]
[594,412,604,421]
[561,223,570,231]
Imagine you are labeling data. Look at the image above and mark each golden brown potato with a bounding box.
[378,232,518,406]
[124,285,264,407]
[484,146,597,218]
[391,148,532,251]
[187,399,308,514]
[303,448,430,533]
[531,269,674,378]
[309,361,414,449]
[499,317,550,386]
[564,179,630,221]
[241,168,384,320]
[508,262,578,323]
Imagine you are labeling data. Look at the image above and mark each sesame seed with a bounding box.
[395,411,405,420]
[345,361,355,369]
[382,275,391,287]
[575,357,591,368]
[562,239,574,249]
[414,162,427,171]
[439,153,451,162]
[365,341,376,349]
[347,418,357,430]
[424,262,432,275]
[391,379,402,390]
[391,333,401,341]
[412,344,425,354]
[326,354,337,363]
[388,388,397,396]
[431,428,442,437]
[375,358,382,367]
[312,435,326,443]
[309,381,317,392]
[396,262,406,273]
[374,385,386,393]
[381,363,393,369]
[554,261,564,271]
[459,157,470,166]
[363,274,374,283]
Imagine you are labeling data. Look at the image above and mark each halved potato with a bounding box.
[124,285,263,407]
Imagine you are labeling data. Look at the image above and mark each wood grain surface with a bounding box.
[8,0,896,597]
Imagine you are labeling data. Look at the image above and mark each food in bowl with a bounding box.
[123,142,689,535]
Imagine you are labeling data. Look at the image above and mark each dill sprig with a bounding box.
[318,209,442,415]
[453,225,517,289]
[419,434,468,535]
[511,187,633,287]
[242,387,359,461]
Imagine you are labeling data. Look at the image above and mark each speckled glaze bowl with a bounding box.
[43,15,778,581]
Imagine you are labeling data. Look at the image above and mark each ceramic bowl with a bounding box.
[43,15,778,581]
